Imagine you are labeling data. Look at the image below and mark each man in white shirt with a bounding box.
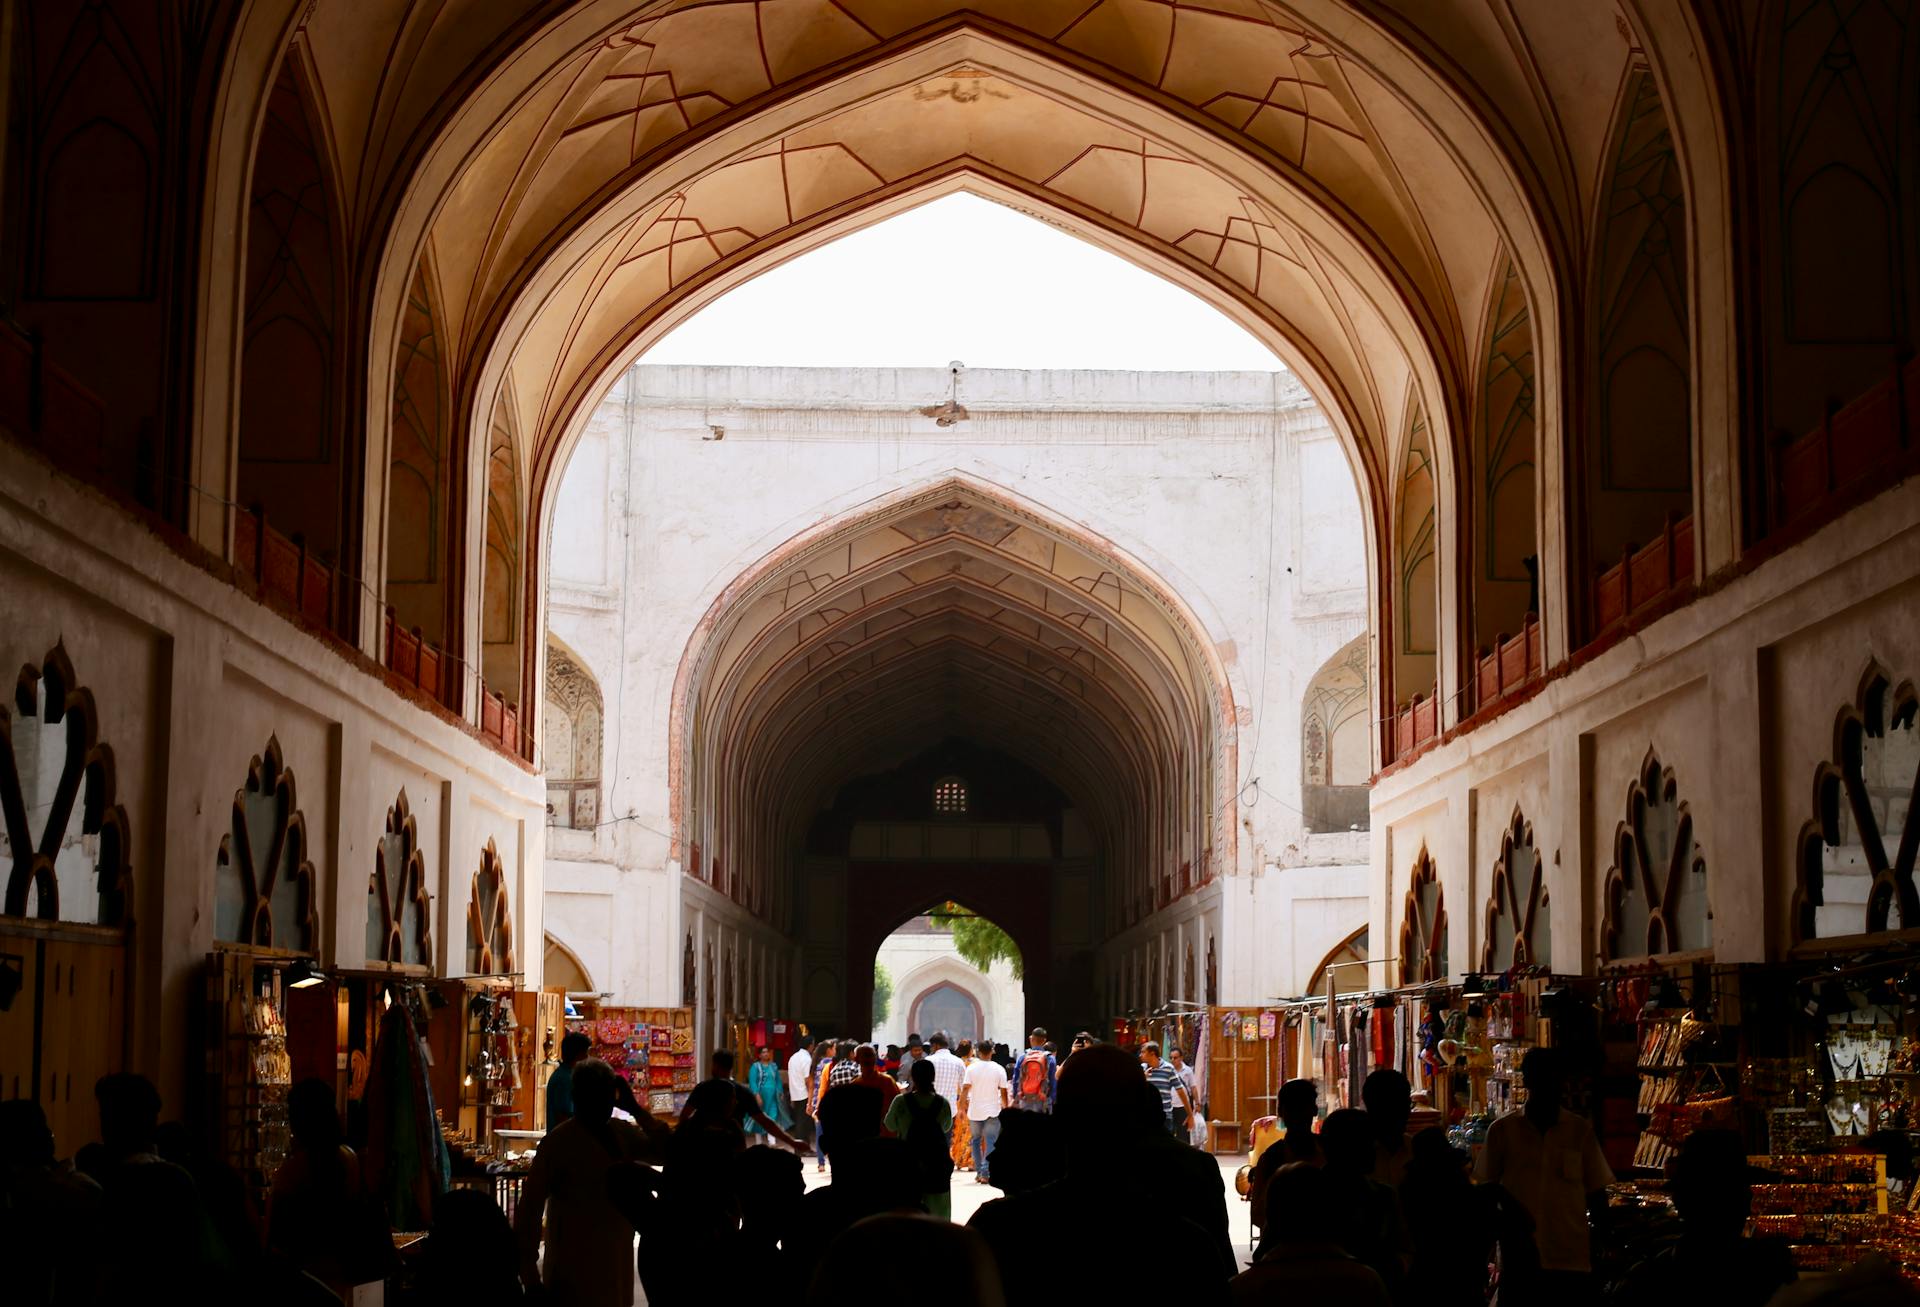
[785,1036,814,1155]
[1477,1046,1614,1297]
[958,1050,1011,1183]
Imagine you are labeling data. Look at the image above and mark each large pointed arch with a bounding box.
[669,473,1235,932]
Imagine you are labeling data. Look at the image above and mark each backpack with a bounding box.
[1018,1050,1049,1097]
[901,1095,954,1192]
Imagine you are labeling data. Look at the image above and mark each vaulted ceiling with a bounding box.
[674,480,1228,917]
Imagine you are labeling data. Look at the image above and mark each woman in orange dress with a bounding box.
[950,1040,975,1169]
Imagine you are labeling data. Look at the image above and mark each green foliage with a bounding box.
[873,961,893,1026]
[937,902,1024,980]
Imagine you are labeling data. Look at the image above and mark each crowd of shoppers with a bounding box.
[7,1037,1905,1306]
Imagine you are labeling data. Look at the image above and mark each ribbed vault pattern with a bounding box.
[678,482,1227,927]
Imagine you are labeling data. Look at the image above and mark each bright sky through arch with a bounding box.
[639,193,1287,372]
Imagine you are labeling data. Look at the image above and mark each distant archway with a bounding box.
[908,983,986,1045]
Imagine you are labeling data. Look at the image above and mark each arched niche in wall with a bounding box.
[387,256,454,648]
[1399,847,1446,984]
[1764,1,1913,447]
[1584,67,1693,622]
[1307,927,1369,995]
[215,737,318,953]
[482,389,525,705]
[466,838,514,975]
[1482,807,1549,972]
[367,790,433,968]
[1474,253,1538,650]
[1301,633,1370,830]
[543,638,603,830]
[544,934,592,994]
[1394,398,1439,708]
[1,644,132,924]
[908,981,985,1043]
[1601,749,1709,961]
[236,49,348,573]
[1796,666,1918,942]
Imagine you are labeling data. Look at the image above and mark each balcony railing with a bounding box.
[1772,355,1917,534]
[234,506,349,639]
[1470,614,1543,716]
[479,684,526,759]
[1589,512,1694,645]
[382,607,454,709]
[1387,684,1441,765]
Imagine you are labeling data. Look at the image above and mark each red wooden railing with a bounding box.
[234,506,349,638]
[1590,512,1694,639]
[1387,684,1441,765]
[1470,614,1543,716]
[1772,355,1918,532]
[382,606,453,709]
[478,684,525,759]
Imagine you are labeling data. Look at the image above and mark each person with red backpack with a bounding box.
[1015,1027,1057,1113]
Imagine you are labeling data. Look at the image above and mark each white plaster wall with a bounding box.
[0,441,547,1110]
[871,927,1024,1048]
[1371,478,1920,988]
[540,365,1373,1028]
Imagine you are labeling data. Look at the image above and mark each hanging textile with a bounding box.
[364,999,450,1230]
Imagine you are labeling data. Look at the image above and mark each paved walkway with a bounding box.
[797,1149,1257,1263]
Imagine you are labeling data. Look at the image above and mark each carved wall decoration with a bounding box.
[1587,67,1693,583]
[1476,253,1537,647]
[215,737,318,952]
[1399,846,1446,984]
[387,260,453,643]
[1482,807,1549,971]
[0,644,131,924]
[466,839,515,974]
[236,53,345,559]
[1796,666,1919,941]
[367,790,433,967]
[1601,749,1709,961]
[543,640,603,830]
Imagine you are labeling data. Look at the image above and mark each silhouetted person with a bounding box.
[270,1077,393,1294]
[1476,1047,1612,1307]
[883,1057,956,1219]
[976,1107,1064,1195]
[1306,1108,1409,1299]
[1397,1126,1535,1307]
[516,1058,652,1306]
[1249,1078,1321,1240]
[1232,1163,1391,1306]
[90,1072,219,1299]
[412,1186,524,1305]
[789,1135,925,1279]
[632,1085,749,1304]
[1360,1068,1413,1187]
[1618,1129,1793,1307]
[970,1043,1232,1306]
[548,1030,591,1127]
[0,1098,103,1306]
[734,1140,805,1284]
[680,1048,802,1147]
[817,1049,888,1167]
[806,1213,1007,1306]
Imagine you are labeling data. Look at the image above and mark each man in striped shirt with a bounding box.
[1140,1042,1191,1138]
